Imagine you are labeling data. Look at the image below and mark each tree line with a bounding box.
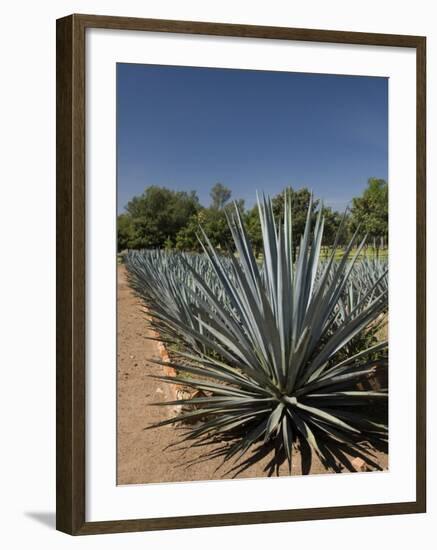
[117,178,388,254]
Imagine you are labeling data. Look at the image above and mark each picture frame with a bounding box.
[56,13,426,535]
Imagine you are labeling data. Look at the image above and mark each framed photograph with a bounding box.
[56,14,426,535]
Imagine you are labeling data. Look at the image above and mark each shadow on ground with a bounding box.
[25,511,56,529]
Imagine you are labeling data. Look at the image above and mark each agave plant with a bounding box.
[126,249,237,353]
[329,258,388,366]
[127,192,388,475]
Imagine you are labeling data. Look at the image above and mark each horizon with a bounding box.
[117,64,388,214]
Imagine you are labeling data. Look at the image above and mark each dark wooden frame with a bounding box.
[56,13,427,536]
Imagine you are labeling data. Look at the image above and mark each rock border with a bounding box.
[154,335,196,416]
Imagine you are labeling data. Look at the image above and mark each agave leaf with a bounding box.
[293,400,361,434]
[281,414,294,471]
[264,402,285,442]
[149,374,259,398]
[308,340,387,382]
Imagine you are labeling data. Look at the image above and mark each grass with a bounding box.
[320,246,388,260]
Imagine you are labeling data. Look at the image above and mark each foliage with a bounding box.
[175,208,234,252]
[117,186,200,251]
[244,206,263,257]
[118,181,388,253]
[322,207,349,247]
[117,213,135,252]
[126,192,388,475]
[349,178,388,241]
[210,182,232,210]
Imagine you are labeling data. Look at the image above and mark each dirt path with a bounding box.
[117,265,387,485]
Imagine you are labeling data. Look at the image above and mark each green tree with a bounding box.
[349,178,388,241]
[117,213,135,252]
[175,211,205,252]
[322,207,350,247]
[118,185,200,250]
[245,205,263,257]
[204,207,233,249]
[175,184,238,252]
[210,183,232,210]
[176,207,234,251]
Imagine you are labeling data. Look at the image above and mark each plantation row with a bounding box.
[125,192,388,475]
[127,249,387,355]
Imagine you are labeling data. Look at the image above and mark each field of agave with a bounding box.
[125,192,388,476]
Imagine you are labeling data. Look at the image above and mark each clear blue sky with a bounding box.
[117,63,388,214]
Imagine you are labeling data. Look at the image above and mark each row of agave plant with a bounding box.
[125,192,388,476]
